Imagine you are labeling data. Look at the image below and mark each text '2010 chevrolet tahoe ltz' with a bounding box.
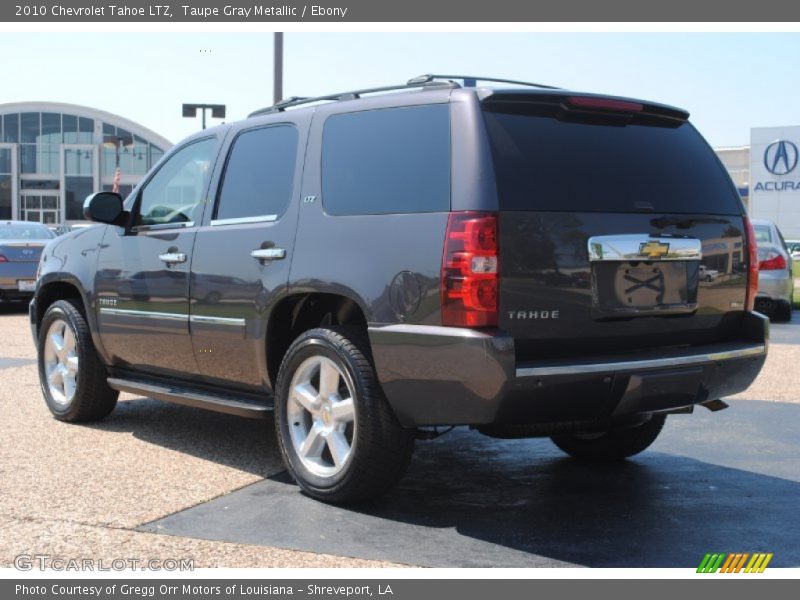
[31,75,768,503]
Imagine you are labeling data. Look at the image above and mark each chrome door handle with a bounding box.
[159,252,187,264]
[251,248,287,261]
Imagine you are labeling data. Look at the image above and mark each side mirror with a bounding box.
[83,192,126,225]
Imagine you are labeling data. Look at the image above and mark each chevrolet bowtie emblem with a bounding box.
[639,241,670,259]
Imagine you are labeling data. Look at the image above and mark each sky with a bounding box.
[1,32,797,147]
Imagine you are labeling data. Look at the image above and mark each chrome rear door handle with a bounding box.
[251,248,287,261]
[159,252,187,264]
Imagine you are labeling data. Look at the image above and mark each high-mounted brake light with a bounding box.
[568,96,644,113]
[743,217,759,312]
[441,212,498,328]
[759,253,787,271]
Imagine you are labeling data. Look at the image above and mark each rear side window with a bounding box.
[322,104,450,215]
[483,104,741,215]
[215,125,298,221]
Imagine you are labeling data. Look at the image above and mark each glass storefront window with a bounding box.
[0,148,11,173]
[20,144,58,175]
[20,113,39,143]
[2,114,19,143]
[0,175,11,219]
[41,112,61,143]
[64,148,93,176]
[78,117,94,143]
[20,179,59,190]
[63,114,79,143]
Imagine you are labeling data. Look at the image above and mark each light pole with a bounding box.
[274,32,283,104]
[182,104,226,130]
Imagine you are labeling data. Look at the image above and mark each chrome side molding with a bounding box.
[588,234,702,262]
[99,308,188,322]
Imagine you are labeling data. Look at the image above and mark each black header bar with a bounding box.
[3,0,800,22]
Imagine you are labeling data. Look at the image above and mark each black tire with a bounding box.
[37,299,118,422]
[772,301,793,323]
[551,414,667,461]
[274,326,414,503]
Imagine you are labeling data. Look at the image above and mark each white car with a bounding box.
[699,265,719,282]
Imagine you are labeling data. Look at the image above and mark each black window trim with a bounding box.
[129,135,218,233]
[209,122,299,227]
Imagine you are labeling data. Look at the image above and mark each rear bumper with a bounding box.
[757,271,794,305]
[0,266,37,302]
[368,312,769,427]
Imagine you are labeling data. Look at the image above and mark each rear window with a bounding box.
[322,104,450,216]
[754,225,773,244]
[483,104,741,215]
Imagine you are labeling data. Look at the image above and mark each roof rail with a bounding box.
[407,74,561,90]
[248,79,457,117]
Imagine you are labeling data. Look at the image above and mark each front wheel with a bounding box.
[37,299,118,422]
[551,414,667,461]
[274,327,415,503]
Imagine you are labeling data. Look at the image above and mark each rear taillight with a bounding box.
[743,217,759,311]
[441,212,498,328]
[0,254,7,263]
[759,253,787,271]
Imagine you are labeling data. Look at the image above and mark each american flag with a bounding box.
[112,167,121,194]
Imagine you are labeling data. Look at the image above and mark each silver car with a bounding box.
[0,221,54,304]
[751,218,794,322]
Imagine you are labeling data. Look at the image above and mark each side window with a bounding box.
[214,125,298,221]
[321,104,450,216]
[136,137,216,227]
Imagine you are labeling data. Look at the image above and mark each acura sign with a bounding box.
[750,126,800,238]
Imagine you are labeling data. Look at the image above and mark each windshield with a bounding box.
[0,223,56,240]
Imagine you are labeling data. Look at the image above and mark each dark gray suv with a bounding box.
[31,75,768,503]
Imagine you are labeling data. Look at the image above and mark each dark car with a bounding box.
[0,221,54,303]
[30,75,768,503]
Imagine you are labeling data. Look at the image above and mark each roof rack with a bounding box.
[407,74,561,90]
[248,74,561,118]
[248,79,456,117]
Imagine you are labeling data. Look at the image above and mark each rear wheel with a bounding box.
[551,414,666,461]
[274,327,414,503]
[38,299,118,422]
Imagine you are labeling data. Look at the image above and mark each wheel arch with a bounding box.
[266,292,369,388]
[34,274,110,364]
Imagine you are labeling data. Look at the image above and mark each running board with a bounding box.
[107,377,273,419]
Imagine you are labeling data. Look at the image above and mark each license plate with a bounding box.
[17,280,36,292]
[592,261,698,317]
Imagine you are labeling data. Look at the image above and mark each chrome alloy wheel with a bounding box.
[287,355,357,478]
[43,319,79,406]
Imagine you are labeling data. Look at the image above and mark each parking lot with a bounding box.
[1,303,799,568]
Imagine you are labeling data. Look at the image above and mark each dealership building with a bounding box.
[716,126,800,240]
[0,102,171,225]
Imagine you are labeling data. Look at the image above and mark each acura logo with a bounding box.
[764,140,798,175]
